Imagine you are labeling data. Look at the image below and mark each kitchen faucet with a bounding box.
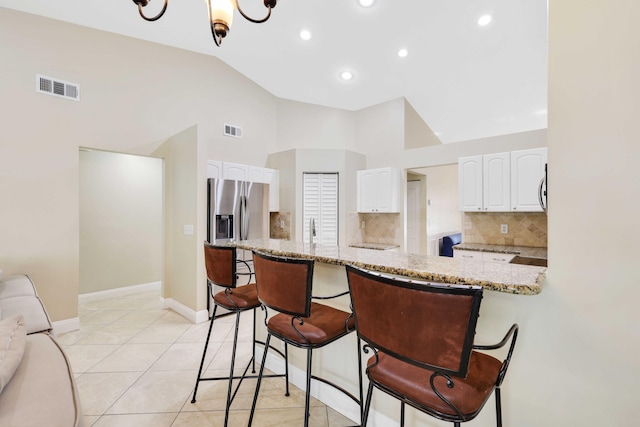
[309,218,316,244]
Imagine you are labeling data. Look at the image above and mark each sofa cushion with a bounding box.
[0,333,84,427]
[0,315,26,394]
[0,275,52,334]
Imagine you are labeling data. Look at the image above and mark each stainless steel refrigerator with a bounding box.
[207,178,266,245]
[206,178,266,314]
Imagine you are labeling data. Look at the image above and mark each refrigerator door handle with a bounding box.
[240,195,249,240]
[538,176,547,213]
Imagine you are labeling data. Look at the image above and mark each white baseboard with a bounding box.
[162,297,209,324]
[78,281,162,304]
[52,317,80,336]
[256,347,395,427]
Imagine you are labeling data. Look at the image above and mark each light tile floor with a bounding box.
[58,290,357,427]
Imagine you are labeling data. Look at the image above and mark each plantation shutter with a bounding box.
[303,173,338,245]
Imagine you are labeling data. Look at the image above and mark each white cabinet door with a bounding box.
[483,152,511,212]
[248,166,267,183]
[458,156,483,212]
[511,148,547,212]
[264,169,280,212]
[458,153,510,212]
[223,162,248,181]
[207,160,222,179]
[357,167,401,213]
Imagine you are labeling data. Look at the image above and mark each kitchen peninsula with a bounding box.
[229,239,544,424]
[233,238,545,296]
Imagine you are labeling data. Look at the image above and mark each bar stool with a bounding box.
[345,265,518,427]
[248,250,363,427]
[191,243,289,427]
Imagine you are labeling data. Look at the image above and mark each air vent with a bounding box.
[36,74,80,101]
[224,123,243,139]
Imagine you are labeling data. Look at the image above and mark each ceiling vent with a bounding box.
[224,123,243,139]
[36,74,80,101]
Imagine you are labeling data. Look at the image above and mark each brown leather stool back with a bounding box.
[346,265,482,377]
[204,243,236,288]
[252,251,314,318]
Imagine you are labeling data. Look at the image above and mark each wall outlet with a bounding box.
[361,221,366,229]
[500,224,508,234]
[183,225,194,235]
[280,220,285,229]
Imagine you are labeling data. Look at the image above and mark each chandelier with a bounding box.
[132,0,277,46]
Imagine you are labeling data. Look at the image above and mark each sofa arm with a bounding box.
[0,275,53,334]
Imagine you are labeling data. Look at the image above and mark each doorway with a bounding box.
[79,148,163,296]
[406,180,422,253]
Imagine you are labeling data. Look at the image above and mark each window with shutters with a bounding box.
[303,173,338,245]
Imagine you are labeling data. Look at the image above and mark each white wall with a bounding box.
[79,149,163,294]
[276,99,356,152]
[0,9,278,321]
[542,0,640,424]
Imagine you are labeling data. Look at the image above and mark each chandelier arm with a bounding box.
[137,0,168,22]
[236,0,273,24]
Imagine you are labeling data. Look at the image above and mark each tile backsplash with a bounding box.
[463,212,547,247]
[269,212,291,240]
[348,212,402,246]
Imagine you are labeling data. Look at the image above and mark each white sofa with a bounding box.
[0,274,84,427]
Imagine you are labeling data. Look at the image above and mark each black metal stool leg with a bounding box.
[400,401,405,427]
[284,342,290,396]
[222,311,242,426]
[304,348,313,427]
[252,308,257,373]
[362,381,374,427]
[495,387,502,427]
[357,337,364,424]
[191,304,218,403]
[248,333,272,427]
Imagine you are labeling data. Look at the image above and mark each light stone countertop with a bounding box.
[232,239,545,296]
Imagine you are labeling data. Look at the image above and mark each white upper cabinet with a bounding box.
[458,153,510,212]
[510,148,548,212]
[483,152,511,212]
[207,160,222,179]
[458,156,483,211]
[459,149,547,212]
[357,167,402,213]
[222,162,249,181]
[264,168,280,212]
[210,161,280,211]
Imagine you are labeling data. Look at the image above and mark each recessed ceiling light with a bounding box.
[358,0,375,7]
[340,71,354,81]
[398,48,408,58]
[300,29,311,41]
[478,14,492,26]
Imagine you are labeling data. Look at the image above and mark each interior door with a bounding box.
[303,172,338,245]
[406,180,421,254]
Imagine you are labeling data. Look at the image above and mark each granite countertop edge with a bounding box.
[231,239,544,296]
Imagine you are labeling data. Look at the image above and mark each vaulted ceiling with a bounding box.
[0,0,548,143]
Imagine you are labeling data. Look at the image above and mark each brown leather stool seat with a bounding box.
[268,302,355,345]
[368,351,502,418]
[212,283,259,309]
